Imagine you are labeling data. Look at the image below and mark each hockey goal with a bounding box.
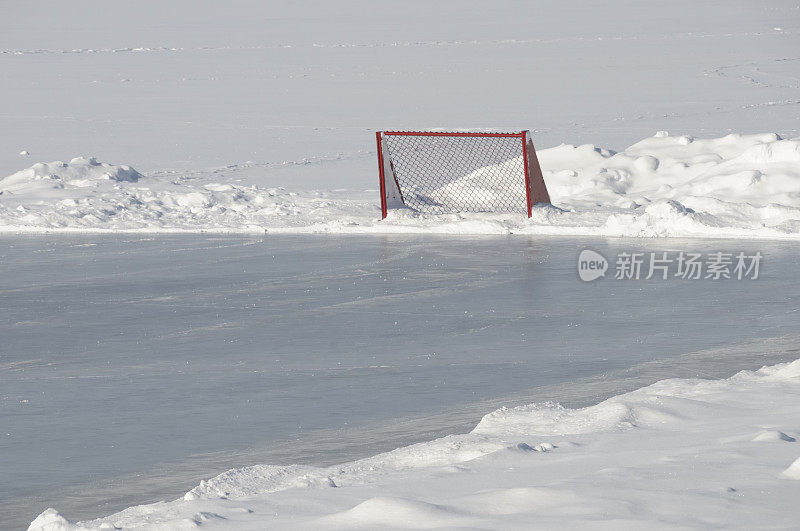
[376,130,550,219]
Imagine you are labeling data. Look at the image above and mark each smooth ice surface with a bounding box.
[3,235,800,528]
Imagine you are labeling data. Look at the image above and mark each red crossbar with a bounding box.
[382,131,525,138]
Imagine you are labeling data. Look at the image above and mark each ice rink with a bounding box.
[3,235,799,527]
[4,1,800,528]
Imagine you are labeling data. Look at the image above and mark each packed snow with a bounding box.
[2,132,800,238]
[29,358,800,530]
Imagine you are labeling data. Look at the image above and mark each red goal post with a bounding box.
[376,130,550,219]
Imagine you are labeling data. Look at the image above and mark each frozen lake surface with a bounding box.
[3,235,799,528]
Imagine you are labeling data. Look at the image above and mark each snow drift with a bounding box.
[29,358,800,529]
[3,132,800,238]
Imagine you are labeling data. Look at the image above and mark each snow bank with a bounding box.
[3,132,800,238]
[30,358,800,529]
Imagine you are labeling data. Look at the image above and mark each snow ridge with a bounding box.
[28,358,800,530]
[3,132,800,238]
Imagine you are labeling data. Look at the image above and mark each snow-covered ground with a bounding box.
[2,132,800,237]
[31,358,800,530]
[2,1,800,239]
[2,1,798,185]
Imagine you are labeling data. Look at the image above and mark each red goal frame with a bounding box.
[376,130,550,219]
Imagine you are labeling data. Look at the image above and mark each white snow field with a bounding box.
[1,1,799,237]
[2,1,798,185]
[3,132,800,237]
[29,359,800,530]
